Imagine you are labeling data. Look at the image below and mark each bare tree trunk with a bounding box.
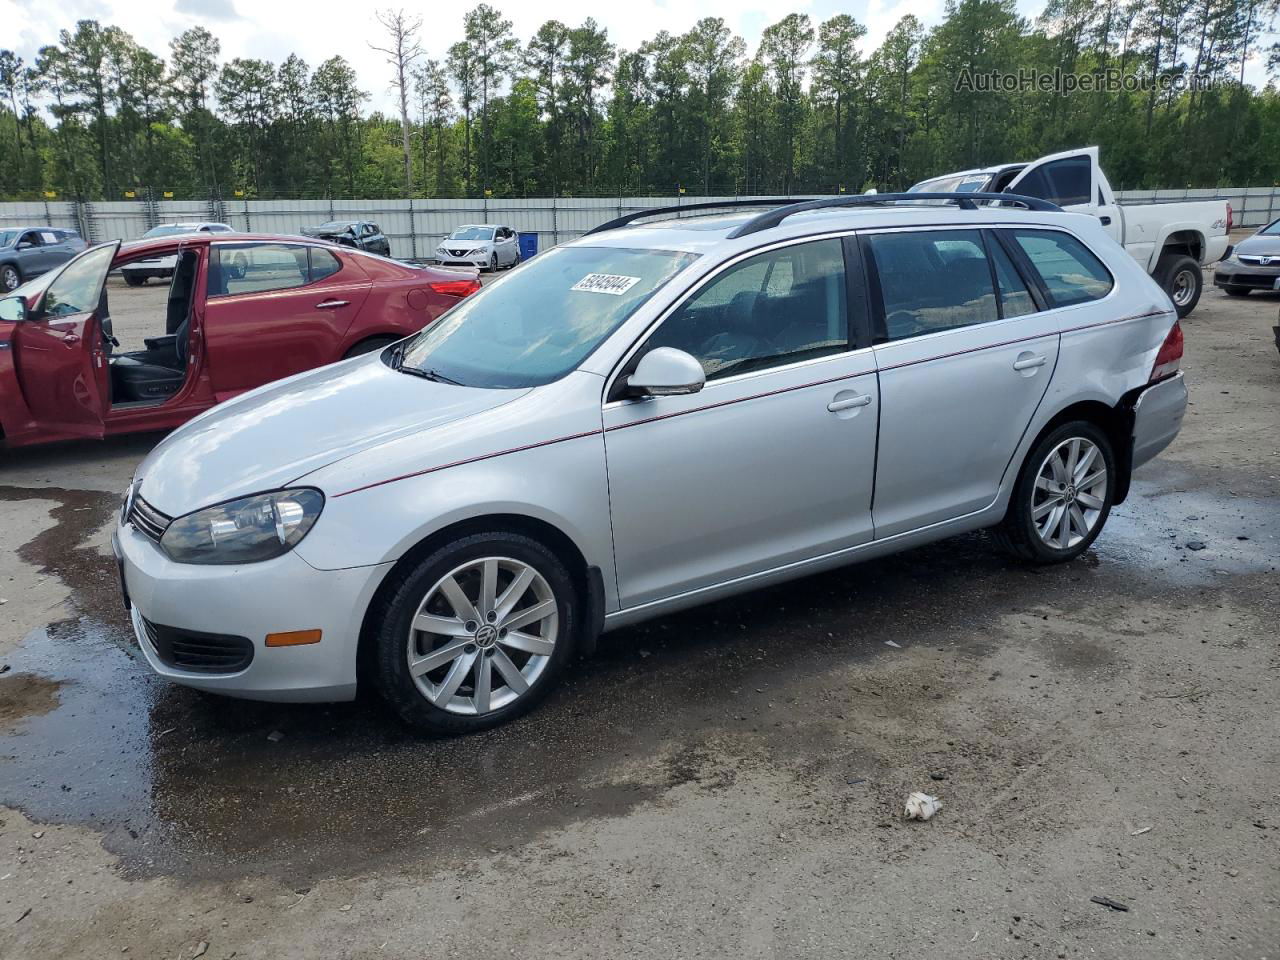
[372,9,423,195]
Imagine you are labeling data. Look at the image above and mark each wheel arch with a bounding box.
[1158,228,1205,262]
[1022,397,1136,505]
[355,512,605,686]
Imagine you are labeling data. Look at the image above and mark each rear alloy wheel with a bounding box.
[1,264,20,292]
[1222,285,1250,297]
[1157,253,1202,318]
[371,532,577,735]
[992,421,1115,564]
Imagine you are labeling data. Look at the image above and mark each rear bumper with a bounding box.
[1131,373,1187,470]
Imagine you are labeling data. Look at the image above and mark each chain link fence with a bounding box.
[2,187,1276,260]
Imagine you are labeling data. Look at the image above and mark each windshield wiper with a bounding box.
[397,363,462,385]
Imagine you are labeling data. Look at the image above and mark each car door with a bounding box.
[201,242,372,400]
[9,242,118,439]
[865,227,1060,538]
[15,231,50,275]
[37,230,73,271]
[1004,146,1097,214]
[604,236,880,608]
[498,227,517,265]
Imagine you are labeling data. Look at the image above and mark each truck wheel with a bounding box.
[1,264,20,292]
[1222,285,1250,297]
[1157,254,1202,318]
[124,275,146,287]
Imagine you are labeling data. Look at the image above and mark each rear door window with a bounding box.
[1010,230,1113,307]
[309,247,342,282]
[209,243,310,297]
[865,229,1000,341]
[988,235,1038,318]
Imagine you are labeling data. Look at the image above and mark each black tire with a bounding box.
[1156,253,1202,318]
[124,274,146,287]
[1,264,21,292]
[369,531,579,735]
[1222,285,1250,297]
[489,253,498,273]
[343,335,399,359]
[991,420,1116,565]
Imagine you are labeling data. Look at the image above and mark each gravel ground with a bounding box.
[0,266,1277,959]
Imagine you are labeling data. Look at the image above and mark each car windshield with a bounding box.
[908,173,993,194]
[395,245,699,388]
[0,230,18,247]
[449,226,495,241]
[144,225,197,238]
[1260,220,1280,236]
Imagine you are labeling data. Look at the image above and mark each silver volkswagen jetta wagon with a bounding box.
[114,193,1188,734]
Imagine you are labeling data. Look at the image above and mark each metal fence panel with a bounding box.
[5,189,1278,255]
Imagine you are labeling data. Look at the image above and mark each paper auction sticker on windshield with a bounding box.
[571,273,642,296]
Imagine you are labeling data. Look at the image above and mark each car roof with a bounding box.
[118,232,348,255]
[571,204,1099,256]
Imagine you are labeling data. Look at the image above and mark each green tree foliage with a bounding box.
[1,1,1278,201]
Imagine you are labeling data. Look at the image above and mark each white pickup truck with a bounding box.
[910,146,1231,317]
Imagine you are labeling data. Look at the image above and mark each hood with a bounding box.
[1234,234,1280,258]
[301,225,355,239]
[440,238,490,250]
[136,355,528,516]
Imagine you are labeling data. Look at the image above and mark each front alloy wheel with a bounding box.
[407,557,558,715]
[1,265,20,292]
[372,531,577,734]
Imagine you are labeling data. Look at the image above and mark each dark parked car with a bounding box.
[0,226,88,292]
[301,220,392,257]
[1214,217,1280,296]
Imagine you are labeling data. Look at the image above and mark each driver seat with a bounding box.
[110,251,196,403]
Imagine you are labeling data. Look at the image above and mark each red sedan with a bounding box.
[0,233,480,447]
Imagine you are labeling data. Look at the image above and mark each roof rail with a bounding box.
[726,192,1063,238]
[585,198,822,236]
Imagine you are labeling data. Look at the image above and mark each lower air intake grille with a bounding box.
[141,617,254,674]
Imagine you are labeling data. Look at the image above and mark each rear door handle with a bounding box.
[828,394,873,412]
[1012,355,1047,371]
[316,299,349,309]
[1099,216,1112,226]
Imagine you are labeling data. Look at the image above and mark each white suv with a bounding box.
[114,194,1187,734]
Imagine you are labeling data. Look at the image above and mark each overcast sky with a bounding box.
[1,0,1270,112]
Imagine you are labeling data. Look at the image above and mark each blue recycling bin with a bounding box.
[518,232,539,261]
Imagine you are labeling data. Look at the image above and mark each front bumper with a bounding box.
[435,250,489,267]
[1131,372,1188,470]
[120,264,173,280]
[1213,259,1280,290]
[113,522,392,702]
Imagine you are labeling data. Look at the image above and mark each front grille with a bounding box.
[448,248,467,258]
[128,494,171,544]
[141,616,254,673]
[1237,255,1278,266]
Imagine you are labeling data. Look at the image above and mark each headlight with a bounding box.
[436,245,447,254]
[160,489,324,565]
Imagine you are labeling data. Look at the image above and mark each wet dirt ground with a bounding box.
[1,279,1277,959]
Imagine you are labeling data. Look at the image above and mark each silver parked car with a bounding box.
[1213,217,1280,296]
[435,224,521,271]
[114,193,1188,734]
[0,226,87,291]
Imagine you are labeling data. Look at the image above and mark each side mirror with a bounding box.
[16,240,34,250]
[0,296,28,322]
[626,347,705,398]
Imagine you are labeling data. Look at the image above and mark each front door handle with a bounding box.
[62,334,80,345]
[1012,355,1047,371]
[827,394,873,412]
[316,299,349,309]
[1099,216,1112,226]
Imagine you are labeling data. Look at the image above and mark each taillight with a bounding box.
[428,279,482,298]
[1225,202,1233,233]
[1150,320,1183,382]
